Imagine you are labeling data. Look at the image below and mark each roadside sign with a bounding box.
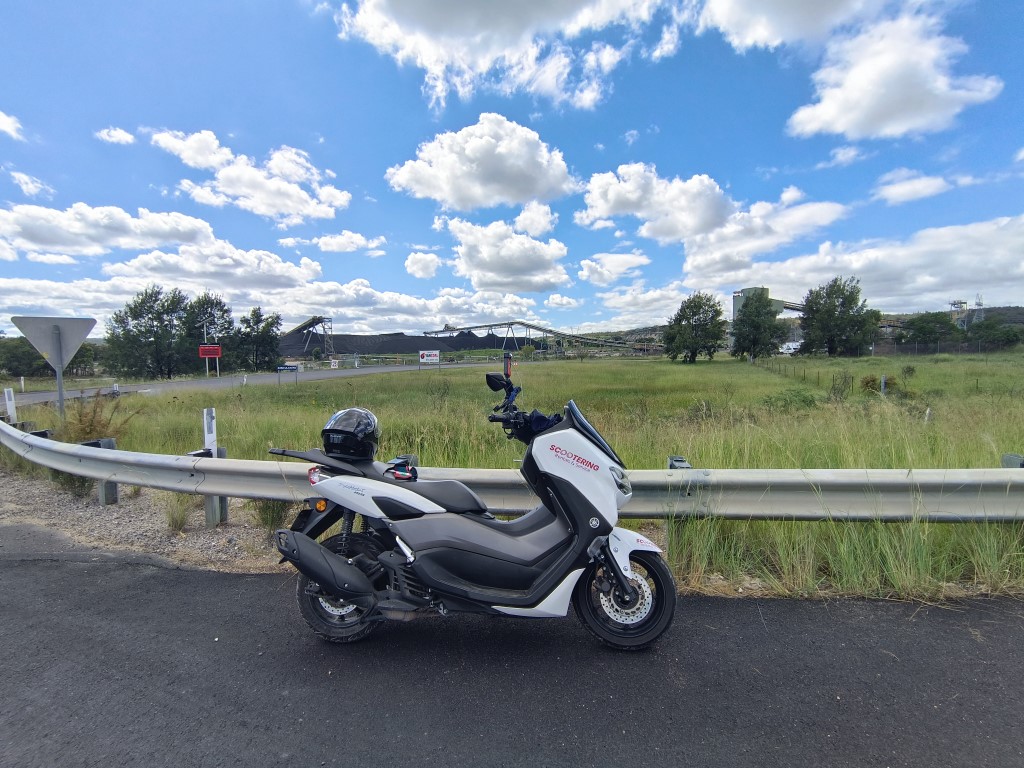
[12,316,95,369]
[277,365,298,372]
[11,316,96,418]
[419,350,440,364]
[199,344,222,358]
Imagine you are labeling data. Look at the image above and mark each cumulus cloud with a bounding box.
[690,214,1024,314]
[151,130,352,227]
[26,252,76,265]
[0,110,24,141]
[386,113,578,210]
[591,279,692,330]
[816,145,866,169]
[9,171,54,198]
[576,164,846,272]
[102,240,322,291]
[405,251,441,279]
[575,163,735,242]
[0,203,215,258]
[280,231,387,253]
[514,201,558,237]
[871,168,952,205]
[577,250,651,286]
[698,0,884,49]
[443,216,570,292]
[788,15,1003,140]
[335,0,661,109]
[94,127,136,144]
[545,293,582,309]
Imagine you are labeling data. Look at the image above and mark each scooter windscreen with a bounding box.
[564,400,625,468]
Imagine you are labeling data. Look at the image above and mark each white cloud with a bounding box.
[9,171,54,198]
[102,239,322,291]
[152,129,234,170]
[592,279,692,329]
[575,163,735,242]
[816,145,866,169]
[515,201,558,236]
[0,110,24,141]
[788,15,1003,140]
[545,293,582,309]
[0,240,16,261]
[405,251,441,278]
[576,165,848,273]
[282,231,388,253]
[577,250,651,286]
[444,216,570,292]
[0,203,215,258]
[386,113,578,210]
[699,0,884,49]
[94,127,135,145]
[871,168,952,205]
[26,252,77,265]
[725,215,1024,313]
[152,130,352,227]
[335,0,659,109]
[1015,148,1024,163]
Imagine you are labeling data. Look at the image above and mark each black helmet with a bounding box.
[321,407,380,461]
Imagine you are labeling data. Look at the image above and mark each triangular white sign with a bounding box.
[11,316,97,371]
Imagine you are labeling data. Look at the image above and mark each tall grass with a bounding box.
[12,353,1024,597]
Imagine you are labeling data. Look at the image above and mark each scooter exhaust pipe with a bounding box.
[275,530,377,610]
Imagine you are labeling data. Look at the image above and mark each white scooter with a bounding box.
[273,354,676,650]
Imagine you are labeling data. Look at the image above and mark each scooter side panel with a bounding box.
[490,569,584,617]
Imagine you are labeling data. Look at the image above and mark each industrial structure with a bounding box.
[731,287,803,320]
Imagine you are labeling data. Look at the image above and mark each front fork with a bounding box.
[588,527,664,605]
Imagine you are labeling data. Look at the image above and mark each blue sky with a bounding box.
[1,0,1022,338]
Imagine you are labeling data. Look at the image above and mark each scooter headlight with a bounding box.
[610,465,631,496]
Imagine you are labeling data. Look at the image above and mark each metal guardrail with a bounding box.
[2,418,1023,521]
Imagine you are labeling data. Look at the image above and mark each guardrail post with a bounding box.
[187,446,230,527]
[79,438,119,505]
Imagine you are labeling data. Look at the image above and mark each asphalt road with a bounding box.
[1,523,1022,768]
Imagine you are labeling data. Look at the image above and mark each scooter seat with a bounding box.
[397,479,487,514]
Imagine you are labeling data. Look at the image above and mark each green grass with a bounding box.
[10,352,1024,598]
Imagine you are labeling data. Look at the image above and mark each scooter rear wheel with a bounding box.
[296,532,383,644]
[572,550,676,650]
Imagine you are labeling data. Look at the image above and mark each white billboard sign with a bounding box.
[419,350,440,364]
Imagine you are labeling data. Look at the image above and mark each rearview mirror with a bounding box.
[486,372,507,392]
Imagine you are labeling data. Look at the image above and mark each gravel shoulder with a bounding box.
[0,465,287,573]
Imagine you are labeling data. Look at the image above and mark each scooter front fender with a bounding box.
[607,526,662,577]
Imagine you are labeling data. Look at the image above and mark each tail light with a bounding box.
[308,466,324,485]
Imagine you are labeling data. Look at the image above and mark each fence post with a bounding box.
[76,438,119,504]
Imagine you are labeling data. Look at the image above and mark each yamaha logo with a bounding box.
[589,517,599,529]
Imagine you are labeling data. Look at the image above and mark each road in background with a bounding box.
[9,361,489,408]
[1,523,1021,768]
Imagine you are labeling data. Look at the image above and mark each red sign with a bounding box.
[199,345,222,359]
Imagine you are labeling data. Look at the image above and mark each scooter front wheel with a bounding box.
[572,550,676,650]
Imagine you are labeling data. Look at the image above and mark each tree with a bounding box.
[903,312,961,344]
[236,306,282,371]
[104,285,191,378]
[799,277,880,357]
[0,337,52,377]
[178,292,236,374]
[664,292,727,363]
[967,318,1022,350]
[730,288,789,360]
